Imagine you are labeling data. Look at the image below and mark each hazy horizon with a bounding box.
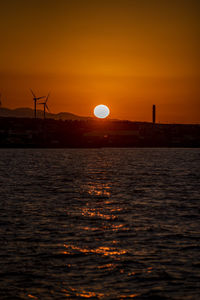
[1,104,200,124]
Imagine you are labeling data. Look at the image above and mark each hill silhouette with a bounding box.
[0,107,91,120]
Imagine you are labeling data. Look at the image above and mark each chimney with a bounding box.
[152,105,156,124]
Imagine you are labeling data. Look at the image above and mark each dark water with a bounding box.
[0,148,200,300]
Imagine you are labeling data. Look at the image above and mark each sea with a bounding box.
[0,148,199,300]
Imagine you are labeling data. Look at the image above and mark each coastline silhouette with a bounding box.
[0,116,199,148]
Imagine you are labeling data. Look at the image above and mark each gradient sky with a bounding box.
[0,0,199,123]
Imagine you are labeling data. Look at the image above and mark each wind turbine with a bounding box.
[30,89,46,119]
[38,93,50,119]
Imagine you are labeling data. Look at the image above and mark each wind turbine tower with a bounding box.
[30,89,46,119]
[38,93,50,119]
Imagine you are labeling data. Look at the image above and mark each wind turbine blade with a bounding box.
[30,89,36,98]
[36,96,46,100]
[46,104,50,112]
[45,92,50,103]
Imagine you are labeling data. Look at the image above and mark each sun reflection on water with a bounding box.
[28,295,38,299]
[63,244,127,257]
[61,168,136,298]
[81,207,117,220]
[84,182,111,198]
[62,288,104,298]
[98,263,117,270]
[62,288,139,299]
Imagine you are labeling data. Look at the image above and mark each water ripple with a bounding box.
[0,148,200,299]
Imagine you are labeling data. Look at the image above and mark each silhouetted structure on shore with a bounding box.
[30,90,46,119]
[0,117,199,148]
[153,104,156,124]
[38,93,50,119]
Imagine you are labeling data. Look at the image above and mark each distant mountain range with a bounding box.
[0,107,92,120]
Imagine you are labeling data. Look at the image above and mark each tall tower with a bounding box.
[152,104,156,124]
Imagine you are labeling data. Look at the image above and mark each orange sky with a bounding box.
[0,0,199,123]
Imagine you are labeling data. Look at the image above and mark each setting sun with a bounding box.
[94,105,110,119]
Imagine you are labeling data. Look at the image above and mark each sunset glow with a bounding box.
[0,0,199,123]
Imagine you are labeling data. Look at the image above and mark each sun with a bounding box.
[94,104,110,119]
